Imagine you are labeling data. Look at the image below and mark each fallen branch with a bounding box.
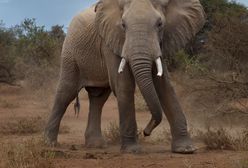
[0,79,21,87]
[214,108,248,117]
[208,75,248,85]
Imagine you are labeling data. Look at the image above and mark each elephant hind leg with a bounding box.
[84,87,111,148]
[44,61,80,146]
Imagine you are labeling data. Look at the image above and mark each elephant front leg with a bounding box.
[154,66,195,154]
[114,66,140,153]
[103,50,139,152]
[117,91,140,153]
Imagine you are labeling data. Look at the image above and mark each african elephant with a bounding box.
[44,0,205,154]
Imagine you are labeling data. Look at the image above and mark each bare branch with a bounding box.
[207,75,248,85]
[0,79,21,87]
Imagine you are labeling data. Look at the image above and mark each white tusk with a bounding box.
[118,58,126,73]
[155,57,163,77]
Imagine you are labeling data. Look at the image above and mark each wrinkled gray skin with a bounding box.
[44,0,205,154]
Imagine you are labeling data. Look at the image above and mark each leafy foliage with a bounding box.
[0,19,65,86]
[175,50,206,75]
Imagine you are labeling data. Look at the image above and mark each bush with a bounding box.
[198,128,234,150]
[0,117,45,135]
[188,0,248,69]
[103,121,120,144]
[205,9,248,72]
[1,138,55,168]
[175,50,206,75]
[103,121,144,144]
[0,19,65,87]
[198,128,248,150]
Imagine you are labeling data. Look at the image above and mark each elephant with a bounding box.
[44,0,205,154]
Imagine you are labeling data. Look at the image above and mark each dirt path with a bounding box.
[0,84,247,168]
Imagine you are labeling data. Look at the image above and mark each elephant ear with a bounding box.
[162,0,205,58]
[95,0,125,56]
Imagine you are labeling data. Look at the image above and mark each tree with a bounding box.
[0,19,65,85]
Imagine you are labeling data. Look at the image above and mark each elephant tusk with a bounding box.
[155,57,163,77]
[118,58,126,73]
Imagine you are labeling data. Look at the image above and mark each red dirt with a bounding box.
[0,84,247,168]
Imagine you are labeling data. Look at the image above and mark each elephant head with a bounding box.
[95,0,205,135]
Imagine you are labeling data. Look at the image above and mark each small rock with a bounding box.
[70,145,77,151]
[84,153,97,159]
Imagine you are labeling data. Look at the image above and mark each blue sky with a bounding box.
[0,0,97,29]
[0,0,247,30]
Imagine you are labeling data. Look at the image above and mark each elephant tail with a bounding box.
[74,94,80,118]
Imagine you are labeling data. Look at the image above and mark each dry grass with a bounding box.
[233,129,248,151]
[0,116,70,135]
[198,128,234,150]
[0,99,19,109]
[0,138,56,168]
[0,137,70,168]
[103,121,120,144]
[236,159,248,168]
[0,116,45,135]
[103,121,248,151]
[197,128,248,151]
[103,121,144,144]
[152,127,172,144]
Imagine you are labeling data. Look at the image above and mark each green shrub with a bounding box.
[0,19,64,87]
[175,50,206,75]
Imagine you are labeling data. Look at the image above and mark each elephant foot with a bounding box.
[171,136,196,154]
[44,131,58,147]
[85,136,107,148]
[121,143,141,154]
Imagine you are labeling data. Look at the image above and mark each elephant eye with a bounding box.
[120,19,126,30]
[122,22,126,29]
[157,21,162,28]
[156,18,163,29]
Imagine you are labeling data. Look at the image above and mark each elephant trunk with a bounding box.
[129,56,163,136]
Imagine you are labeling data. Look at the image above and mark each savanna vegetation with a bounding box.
[0,0,248,167]
[0,0,247,90]
[173,0,248,124]
[0,18,64,88]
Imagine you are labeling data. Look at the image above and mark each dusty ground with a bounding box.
[0,84,247,168]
